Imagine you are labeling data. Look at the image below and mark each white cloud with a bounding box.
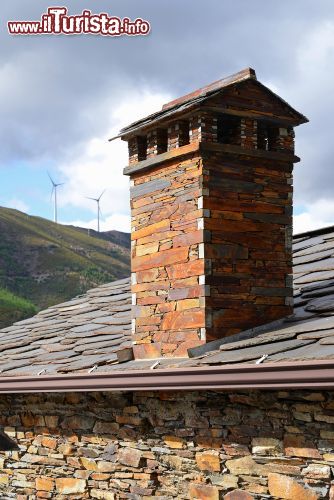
[294,199,334,234]
[5,198,29,213]
[63,213,131,233]
[57,90,171,232]
[286,21,334,205]
[296,21,334,77]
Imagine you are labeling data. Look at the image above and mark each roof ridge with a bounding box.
[161,67,256,111]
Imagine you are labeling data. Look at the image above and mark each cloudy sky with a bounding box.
[1,0,334,234]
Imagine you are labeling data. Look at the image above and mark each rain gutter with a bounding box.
[1,360,334,393]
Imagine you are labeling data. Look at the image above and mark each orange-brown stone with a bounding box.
[172,339,204,357]
[196,452,220,472]
[189,483,219,500]
[163,435,185,449]
[224,491,254,500]
[132,219,170,240]
[268,473,319,500]
[132,246,189,272]
[166,259,204,280]
[36,477,54,492]
[55,478,86,494]
[41,436,57,449]
[284,435,322,459]
[161,309,205,330]
[133,343,162,359]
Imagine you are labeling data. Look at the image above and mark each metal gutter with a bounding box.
[1,360,334,393]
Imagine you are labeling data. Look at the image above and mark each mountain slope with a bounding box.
[0,288,37,329]
[0,207,130,317]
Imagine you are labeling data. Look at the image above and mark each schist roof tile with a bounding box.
[0,277,131,376]
[1,226,334,376]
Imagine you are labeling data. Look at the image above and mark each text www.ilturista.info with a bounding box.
[8,7,151,36]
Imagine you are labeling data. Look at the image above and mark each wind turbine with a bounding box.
[86,190,105,233]
[47,172,64,224]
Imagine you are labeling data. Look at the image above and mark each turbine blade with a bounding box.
[47,171,56,186]
[98,189,106,201]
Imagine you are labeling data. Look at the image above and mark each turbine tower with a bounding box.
[86,190,105,233]
[47,172,64,224]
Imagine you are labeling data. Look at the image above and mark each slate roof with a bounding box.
[0,278,132,376]
[182,225,334,367]
[1,226,334,376]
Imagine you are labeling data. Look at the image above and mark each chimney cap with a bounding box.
[109,67,308,142]
[162,67,257,111]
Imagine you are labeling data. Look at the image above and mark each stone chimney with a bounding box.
[116,68,308,359]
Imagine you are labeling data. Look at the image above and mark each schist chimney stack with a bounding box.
[113,68,308,359]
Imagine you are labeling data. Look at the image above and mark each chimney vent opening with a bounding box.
[217,114,241,146]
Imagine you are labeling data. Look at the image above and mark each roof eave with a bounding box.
[1,359,334,393]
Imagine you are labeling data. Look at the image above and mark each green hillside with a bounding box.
[0,207,130,326]
[0,288,37,329]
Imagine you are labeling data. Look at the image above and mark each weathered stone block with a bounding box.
[61,415,94,430]
[251,437,283,455]
[97,461,118,472]
[224,491,254,500]
[80,457,99,471]
[118,447,143,468]
[315,412,334,424]
[41,436,57,449]
[133,343,162,359]
[196,451,220,472]
[189,483,219,500]
[36,477,54,492]
[93,421,119,434]
[226,456,264,476]
[211,474,238,489]
[90,489,115,500]
[163,435,185,449]
[268,473,319,500]
[284,434,322,459]
[55,478,86,494]
[132,246,189,272]
[302,463,331,479]
[161,310,204,330]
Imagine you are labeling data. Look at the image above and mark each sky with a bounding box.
[1,1,334,234]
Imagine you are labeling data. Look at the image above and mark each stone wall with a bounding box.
[129,142,294,351]
[0,389,334,499]
[130,153,206,359]
[202,149,294,341]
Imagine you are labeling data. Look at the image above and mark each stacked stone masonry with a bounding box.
[147,130,168,159]
[128,137,147,165]
[130,153,206,359]
[127,79,299,165]
[1,390,334,499]
[129,129,294,355]
[202,150,293,341]
[167,122,189,151]
[127,114,292,163]
[126,76,299,357]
